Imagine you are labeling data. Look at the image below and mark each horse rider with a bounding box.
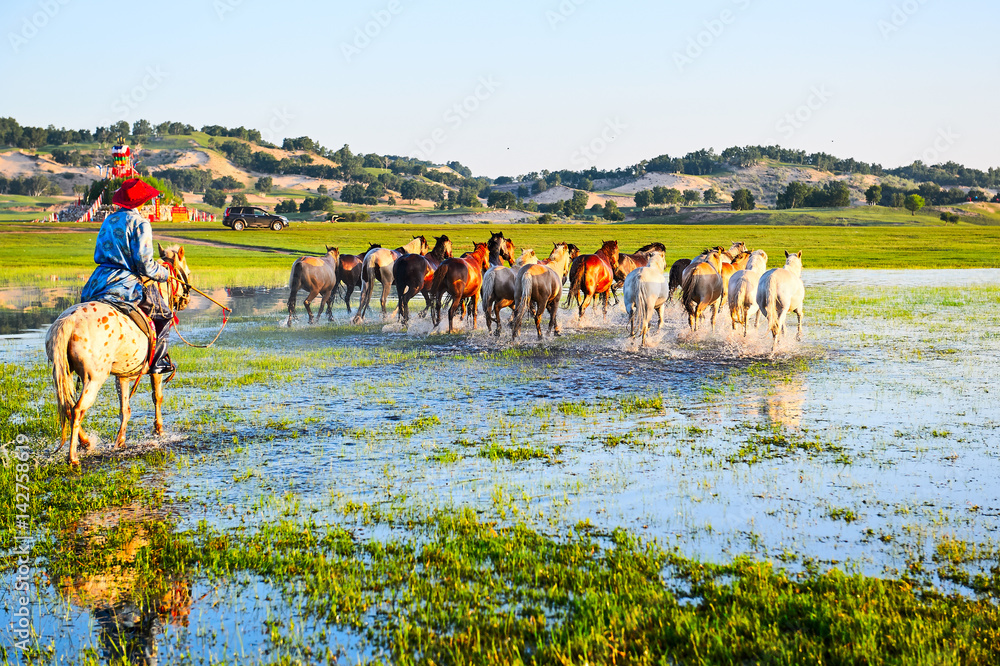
[80,178,176,379]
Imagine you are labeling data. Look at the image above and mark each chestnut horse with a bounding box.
[565,240,620,320]
[393,235,453,325]
[286,246,339,326]
[354,236,429,322]
[45,245,192,465]
[430,242,491,333]
[331,243,378,315]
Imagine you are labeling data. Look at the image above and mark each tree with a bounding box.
[487,190,516,209]
[255,176,273,194]
[891,192,905,207]
[132,119,152,140]
[399,179,419,203]
[603,200,625,221]
[633,189,652,210]
[566,189,589,216]
[904,194,925,216]
[366,181,386,199]
[731,189,756,211]
[387,196,396,206]
[203,188,227,207]
[703,188,720,204]
[340,183,366,204]
[230,192,249,207]
[776,181,810,209]
[682,189,701,205]
[275,199,298,213]
[864,184,882,206]
[317,184,328,195]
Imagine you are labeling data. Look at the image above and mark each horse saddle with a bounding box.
[100,300,157,372]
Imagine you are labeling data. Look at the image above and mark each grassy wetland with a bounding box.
[2,231,1000,663]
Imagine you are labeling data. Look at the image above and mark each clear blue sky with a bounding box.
[1,0,996,177]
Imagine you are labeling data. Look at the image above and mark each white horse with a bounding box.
[756,251,805,350]
[481,249,539,335]
[623,251,666,346]
[45,245,191,465]
[728,249,769,336]
[353,236,428,322]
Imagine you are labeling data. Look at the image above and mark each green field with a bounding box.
[2,221,998,288]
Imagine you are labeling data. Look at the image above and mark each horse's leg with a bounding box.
[795,306,804,341]
[286,288,296,327]
[470,293,480,331]
[151,372,165,435]
[534,303,544,339]
[68,374,104,466]
[114,376,133,448]
[710,301,719,331]
[493,302,504,337]
[548,299,560,336]
[602,291,609,321]
[304,288,320,324]
[345,284,355,314]
[379,274,391,317]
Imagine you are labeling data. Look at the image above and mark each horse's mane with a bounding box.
[636,242,666,253]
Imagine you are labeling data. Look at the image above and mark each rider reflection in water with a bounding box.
[79,178,176,378]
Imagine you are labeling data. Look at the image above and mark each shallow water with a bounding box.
[2,270,999,663]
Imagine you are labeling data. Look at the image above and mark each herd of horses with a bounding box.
[286,232,806,347]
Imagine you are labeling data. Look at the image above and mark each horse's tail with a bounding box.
[356,257,377,320]
[287,260,303,306]
[47,316,76,446]
[511,269,533,339]
[481,268,497,325]
[680,271,696,315]
[635,279,653,339]
[565,260,584,307]
[729,276,747,327]
[763,282,780,337]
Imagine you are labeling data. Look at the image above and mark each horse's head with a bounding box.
[566,243,580,260]
[158,243,191,311]
[435,235,453,259]
[784,250,803,274]
[601,240,620,268]
[515,248,537,267]
[472,242,491,272]
[502,238,516,266]
[413,235,430,255]
[324,245,341,263]
[647,250,667,273]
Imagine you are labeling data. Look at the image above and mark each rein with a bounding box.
[161,261,232,349]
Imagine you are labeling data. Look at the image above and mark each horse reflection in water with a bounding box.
[57,504,193,665]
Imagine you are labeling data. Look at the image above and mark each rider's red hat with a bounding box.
[112,178,160,209]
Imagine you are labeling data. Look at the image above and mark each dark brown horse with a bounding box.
[286,246,340,325]
[430,242,490,333]
[487,231,515,267]
[354,236,429,322]
[566,240,620,319]
[393,235,453,325]
[612,242,667,304]
[667,258,691,301]
[330,243,378,315]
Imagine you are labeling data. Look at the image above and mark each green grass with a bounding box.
[2,220,999,288]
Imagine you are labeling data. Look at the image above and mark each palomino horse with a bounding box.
[286,246,339,326]
[331,243,377,315]
[481,249,539,335]
[565,240,620,320]
[393,235,453,325]
[728,250,769,336]
[45,244,192,466]
[612,242,666,304]
[680,249,724,331]
[354,236,429,322]
[756,251,805,350]
[430,242,491,333]
[622,251,667,346]
[510,242,573,340]
[717,250,752,311]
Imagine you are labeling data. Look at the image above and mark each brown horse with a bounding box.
[393,235,453,325]
[45,245,192,465]
[680,249,724,331]
[612,242,666,304]
[511,242,574,340]
[286,246,339,326]
[430,242,490,333]
[565,240,620,319]
[330,243,378,315]
[667,258,691,301]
